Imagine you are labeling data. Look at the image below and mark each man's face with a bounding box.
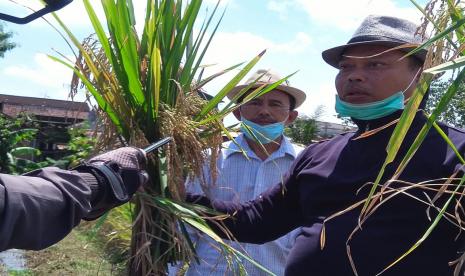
[335,45,421,104]
[234,90,297,126]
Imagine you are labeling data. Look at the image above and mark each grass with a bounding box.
[21,223,126,276]
[5,270,33,276]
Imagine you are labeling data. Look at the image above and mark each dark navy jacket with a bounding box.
[188,111,465,276]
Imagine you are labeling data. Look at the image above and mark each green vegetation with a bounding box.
[285,105,324,145]
[285,115,318,145]
[51,0,280,274]
[426,80,465,128]
[0,113,96,174]
[24,224,124,275]
[0,224,124,276]
[0,24,16,58]
[32,0,465,274]
[52,123,96,169]
[0,114,40,174]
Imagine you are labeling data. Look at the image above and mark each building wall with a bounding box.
[316,120,354,138]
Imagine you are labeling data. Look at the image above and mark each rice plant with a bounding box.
[49,0,281,274]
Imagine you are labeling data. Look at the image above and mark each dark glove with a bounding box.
[74,147,148,220]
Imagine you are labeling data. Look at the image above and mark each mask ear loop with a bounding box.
[402,66,423,104]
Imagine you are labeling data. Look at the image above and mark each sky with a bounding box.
[0,0,429,125]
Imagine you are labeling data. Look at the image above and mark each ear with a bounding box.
[233,108,241,120]
[285,110,298,126]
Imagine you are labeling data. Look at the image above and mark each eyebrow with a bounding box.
[341,55,384,60]
[339,55,401,67]
[268,99,287,105]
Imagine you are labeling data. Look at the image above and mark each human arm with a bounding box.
[0,147,147,251]
[186,179,303,244]
[0,168,93,250]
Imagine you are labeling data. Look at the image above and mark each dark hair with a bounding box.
[237,90,296,111]
[288,94,296,111]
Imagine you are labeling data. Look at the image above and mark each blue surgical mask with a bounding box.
[240,117,285,144]
[335,91,405,120]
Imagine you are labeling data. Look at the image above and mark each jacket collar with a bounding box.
[352,109,426,135]
[352,110,404,132]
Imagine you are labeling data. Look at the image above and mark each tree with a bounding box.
[425,80,465,128]
[0,24,16,57]
[0,114,39,174]
[285,115,318,145]
[52,123,96,169]
[285,105,325,145]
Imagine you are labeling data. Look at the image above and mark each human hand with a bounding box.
[75,147,149,220]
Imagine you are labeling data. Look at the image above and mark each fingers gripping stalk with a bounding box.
[74,138,171,220]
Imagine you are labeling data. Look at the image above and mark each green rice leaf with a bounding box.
[433,121,465,164]
[48,55,125,135]
[394,67,465,177]
[156,197,276,276]
[82,0,114,67]
[424,55,465,74]
[446,0,465,43]
[106,0,145,108]
[194,62,244,90]
[195,50,266,120]
[184,2,224,87]
[150,47,162,120]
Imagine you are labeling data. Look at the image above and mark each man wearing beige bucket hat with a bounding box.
[177,69,306,275]
[227,69,306,159]
[185,14,465,275]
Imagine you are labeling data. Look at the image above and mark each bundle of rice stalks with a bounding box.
[50,0,270,274]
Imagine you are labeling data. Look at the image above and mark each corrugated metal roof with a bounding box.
[0,94,90,112]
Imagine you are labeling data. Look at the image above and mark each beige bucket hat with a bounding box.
[227,69,306,109]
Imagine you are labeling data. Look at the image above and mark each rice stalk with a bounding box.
[49,0,276,274]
